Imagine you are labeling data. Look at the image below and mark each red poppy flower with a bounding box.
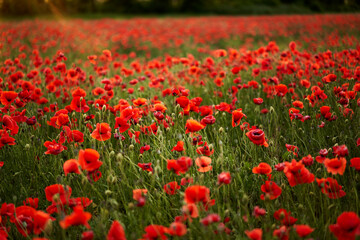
[252,162,272,175]
[200,115,216,125]
[196,142,214,156]
[82,231,94,240]
[152,103,167,113]
[0,132,16,149]
[45,184,72,204]
[184,185,214,209]
[141,225,169,240]
[169,222,187,237]
[294,225,314,238]
[44,140,67,155]
[301,154,314,166]
[78,149,102,172]
[1,91,18,105]
[10,206,34,235]
[252,206,266,218]
[245,228,262,240]
[63,159,81,176]
[133,98,147,106]
[292,100,304,109]
[217,172,231,185]
[246,129,269,147]
[350,157,360,170]
[260,181,282,200]
[182,203,199,219]
[172,141,185,152]
[195,156,212,172]
[163,181,181,195]
[185,119,205,133]
[232,108,247,127]
[332,144,349,157]
[167,157,192,175]
[274,209,297,226]
[324,157,346,175]
[2,115,19,135]
[61,126,84,143]
[59,206,92,229]
[275,84,288,97]
[180,177,193,186]
[283,159,314,186]
[329,212,360,240]
[133,189,148,201]
[138,163,153,173]
[140,144,150,154]
[107,220,126,240]
[91,123,111,141]
[316,178,346,199]
[200,213,221,226]
[115,117,131,133]
[23,197,39,209]
[70,97,90,113]
[253,98,263,105]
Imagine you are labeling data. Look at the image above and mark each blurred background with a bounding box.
[0,0,359,17]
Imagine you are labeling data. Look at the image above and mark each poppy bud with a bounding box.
[107,175,117,184]
[155,160,162,174]
[109,151,115,158]
[328,204,335,210]
[102,105,107,112]
[129,144,134,150]
[219,127,224,133]
[52,193,60,203]
[128,202,135,209]
[43,219,53,235]
[264,194,271,202]
[105,190,112,196]
[242,194,249,204]
[137,197,146,207]
[108,199,119,208]
[24,144,30,150]
[116,153,124,161]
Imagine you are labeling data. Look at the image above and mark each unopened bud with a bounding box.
[116,153,124,161]
[219,127,224,133]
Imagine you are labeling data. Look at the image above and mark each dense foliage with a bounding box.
[0,0,359,16]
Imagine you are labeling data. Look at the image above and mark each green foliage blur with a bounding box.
[0,0,359,17]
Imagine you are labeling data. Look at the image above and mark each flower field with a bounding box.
[0,14,360,239]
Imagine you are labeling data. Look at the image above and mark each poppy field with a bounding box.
[1,14,360,240]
